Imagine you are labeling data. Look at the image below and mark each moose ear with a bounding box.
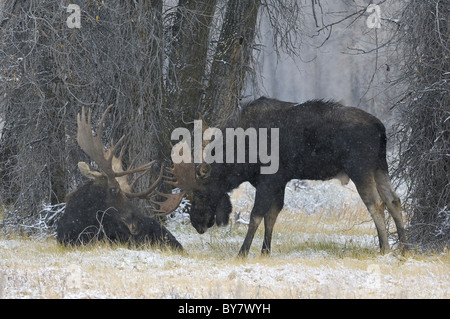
[77,161,105,180]
[195,163,211,180]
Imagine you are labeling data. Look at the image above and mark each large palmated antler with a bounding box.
[76,105,163,199]
[150,141,194,215]
[150,130,210,216]
[151,190,186,216]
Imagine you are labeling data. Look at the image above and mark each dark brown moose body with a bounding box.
[56,105,183,251]
[57,181,183,250]
[171,97,406,257]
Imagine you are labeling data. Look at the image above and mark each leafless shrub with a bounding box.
[391,0,449,250]
[0,0,309,232]
[0,1,165,223]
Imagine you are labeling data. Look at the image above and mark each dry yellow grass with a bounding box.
[0,235,448,298]
[0,181,449,298]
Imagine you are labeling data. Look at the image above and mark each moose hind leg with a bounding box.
[375,169,407,251]
[352,173,390,253]
[261,192,284,255]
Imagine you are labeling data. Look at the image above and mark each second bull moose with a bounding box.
[169,97,407,257]
[56,105,183,250]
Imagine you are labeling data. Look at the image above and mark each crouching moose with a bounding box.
[56,105,184,250]
[169,97,407,257]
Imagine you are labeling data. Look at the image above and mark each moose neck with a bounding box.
[209,161,259,194]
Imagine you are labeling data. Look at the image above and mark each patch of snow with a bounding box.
[0,179,448,299]
[0,238,448,298]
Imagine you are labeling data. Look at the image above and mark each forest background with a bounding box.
[0,0,448,250]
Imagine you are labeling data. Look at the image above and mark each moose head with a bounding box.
[56,105,184,249]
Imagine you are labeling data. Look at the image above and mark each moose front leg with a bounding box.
[238,214,264,257]
[237,186,284,258]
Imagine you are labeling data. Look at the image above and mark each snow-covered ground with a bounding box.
[0,180,448,298]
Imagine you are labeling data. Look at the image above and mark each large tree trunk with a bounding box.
[166,0,218,131]
[203,0,260,127]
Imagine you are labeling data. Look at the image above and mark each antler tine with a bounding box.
[114,160,156,177]
[108,139,155,178]
[128,151,141,171]
[151,190,186,216]
[123,165,164,198]
[128,170,148,190]
[105,135,126,163]
[113,160,156,195]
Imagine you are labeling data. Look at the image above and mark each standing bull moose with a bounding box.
[56,105,183,250]
[169,97,406,257]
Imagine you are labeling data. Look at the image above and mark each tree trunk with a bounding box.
[167,0,218,130]
[203,0,260,127]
